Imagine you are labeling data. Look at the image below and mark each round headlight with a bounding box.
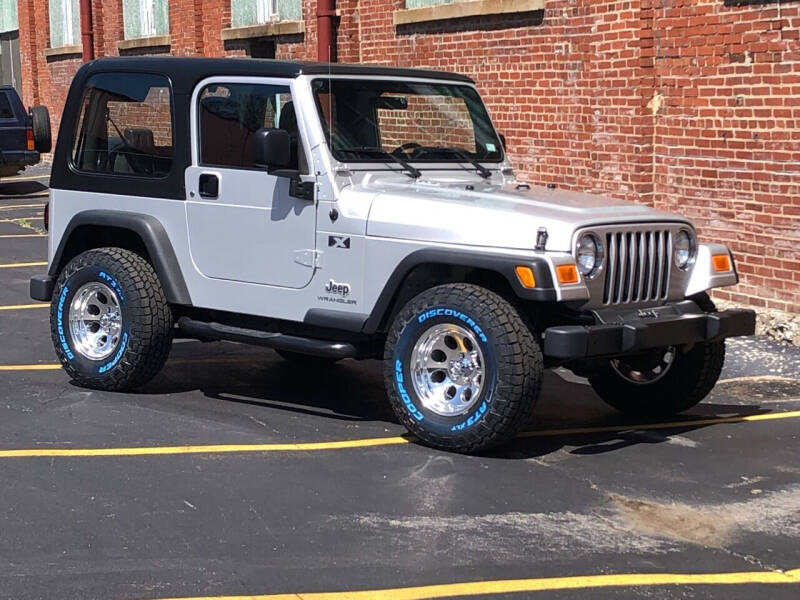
[674,230,695,269]
[576,233,603,278]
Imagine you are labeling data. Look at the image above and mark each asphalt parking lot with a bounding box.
[0,172,799,600]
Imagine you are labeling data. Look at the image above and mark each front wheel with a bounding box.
[588,339,725,416]
[384,284,542,453]
[589,294,725,416]
[50,248,174,391]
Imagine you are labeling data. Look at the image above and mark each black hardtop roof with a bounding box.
[77,57,474,94]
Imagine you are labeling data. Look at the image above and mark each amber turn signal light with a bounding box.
[515,266,536,289]
[712,254,732,272]
[556,264,580,284]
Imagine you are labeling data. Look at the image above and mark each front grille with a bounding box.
[603,230,672,304]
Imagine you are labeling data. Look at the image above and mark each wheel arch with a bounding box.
[362,249,557,334]
[50,210,192,306]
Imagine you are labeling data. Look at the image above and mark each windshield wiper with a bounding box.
[428,147,492,179]
[337,146,421,179]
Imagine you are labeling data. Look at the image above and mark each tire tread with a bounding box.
[384,283,542,453]
[50,247,173,391]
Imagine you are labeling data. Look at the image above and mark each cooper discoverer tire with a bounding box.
[50,248,173,391]
[384,284,542,453]
[588,293,725,416]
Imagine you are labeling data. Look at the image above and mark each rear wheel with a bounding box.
[588,294,725,416]
[384,284,542,453]
[50,248,173,391]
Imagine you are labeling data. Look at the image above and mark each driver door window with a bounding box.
[198,82,303,171]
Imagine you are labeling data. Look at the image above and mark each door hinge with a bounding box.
[290,179,315,202]
[294,249,322,268]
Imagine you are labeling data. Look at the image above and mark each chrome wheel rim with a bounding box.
[611,347,676,385]
[68,282,123,361]
[410,323,485,417]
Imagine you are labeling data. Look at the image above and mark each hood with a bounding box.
[359,174,690,252]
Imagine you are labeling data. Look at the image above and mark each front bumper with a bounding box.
[543,301,756,360]
[1,150,41,168]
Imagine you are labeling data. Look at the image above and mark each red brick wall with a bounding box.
[16,0,800,312]
[647,1,800,312]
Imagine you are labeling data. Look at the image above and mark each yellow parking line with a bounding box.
[0,261,47,269]
[1,174,49,182]
[519,410,800,438]
[0,364,61,371]
[153,568,800,600]
[718,375,799,385]
[0,303,48,311]
[0,217,43,223]
[0,233,46,238]
[0,436,412,458]
[0,203,45,211]
[0,404,795,458]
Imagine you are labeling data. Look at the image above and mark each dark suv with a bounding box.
[0,85,50,177]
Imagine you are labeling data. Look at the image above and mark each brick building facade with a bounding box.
[15,0,800,313]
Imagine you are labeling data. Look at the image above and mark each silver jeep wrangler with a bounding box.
[31,57,755,453]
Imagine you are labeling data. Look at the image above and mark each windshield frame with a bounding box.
[309,75,505,166]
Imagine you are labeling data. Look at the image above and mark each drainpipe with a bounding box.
[80,0,94,62]
[317,0,337,62]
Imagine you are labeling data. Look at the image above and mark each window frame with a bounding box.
[122,0,170,41]
[48,0,80,49]
[69,71,177,182]
[310,76,506,165]
[230,0,302,28]
[139,0,157,37]
[256,0,279,23]
[190,76,311,174]
[394,0,545,26]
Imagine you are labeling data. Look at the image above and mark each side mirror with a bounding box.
[252,128,291,171]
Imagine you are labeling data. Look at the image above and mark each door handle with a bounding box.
[199,173,219,199]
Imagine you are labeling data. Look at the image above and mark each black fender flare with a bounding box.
[361,248,558,334]
[50,210,192,306]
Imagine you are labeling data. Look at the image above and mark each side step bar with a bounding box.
[176,317,359,360]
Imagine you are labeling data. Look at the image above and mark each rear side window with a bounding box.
[72,73,174,178]
[198,82,300,170]
[0,94,14,119]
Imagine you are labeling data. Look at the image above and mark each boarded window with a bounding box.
[72,73,174,178]
[0,0,18,34]
[198,82,300,170]
[231,0,301,27]
[122,0,169,40]
[48,0,80,48]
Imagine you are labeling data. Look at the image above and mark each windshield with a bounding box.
[312,78,504,164]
